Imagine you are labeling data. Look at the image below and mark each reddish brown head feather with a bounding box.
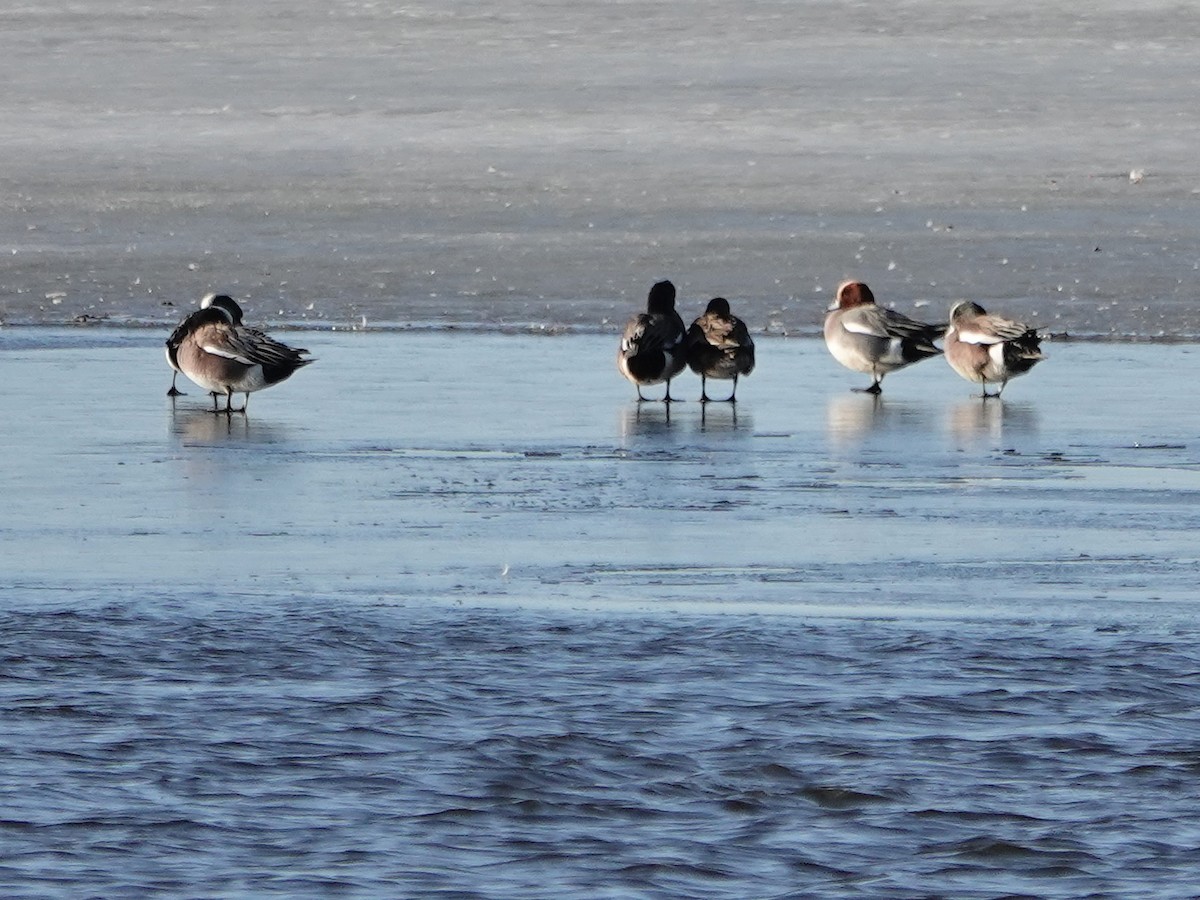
[836,281,875,309]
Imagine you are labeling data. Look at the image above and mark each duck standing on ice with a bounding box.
[617,280,688,402]
[686,297,755,402]
[944,300,1045,398]
[823,280,945,394]
[164,293,245,396]
[166,293,314,413]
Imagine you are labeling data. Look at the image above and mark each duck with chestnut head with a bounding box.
[823,280,945,394]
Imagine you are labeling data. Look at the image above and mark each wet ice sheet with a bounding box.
[2,328,1198,623]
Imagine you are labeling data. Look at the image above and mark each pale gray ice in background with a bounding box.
[1,0,1199,336]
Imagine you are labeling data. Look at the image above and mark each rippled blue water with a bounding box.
[4,602,1200,898]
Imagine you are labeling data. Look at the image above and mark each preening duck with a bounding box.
[944,300,1045,398]
[168,294,313,413]
[165,293,244,396]
[686,297,755,402]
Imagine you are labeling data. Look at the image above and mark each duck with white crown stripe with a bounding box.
[167,293,314,413]
[165,293,244,396]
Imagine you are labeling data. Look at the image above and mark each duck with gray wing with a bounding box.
[686,297,755,402]
[944,300,1044,398]
[823,280,945,394]
[168,294,314,413]
[617,280,688,402]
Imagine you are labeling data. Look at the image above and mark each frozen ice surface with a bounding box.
[3,327,1199,614]
[1,1,1199,337]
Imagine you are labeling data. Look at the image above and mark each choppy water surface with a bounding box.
[3,329,1200,897]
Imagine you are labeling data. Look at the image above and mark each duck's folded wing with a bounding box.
[625,315,682,353]
[881,308,946,341]
[621,315,651,354]
[838,307,892,339]
[843,306,943,341]
[194,322,253,365]
[165,322,188,351]
[957,315,1033,344]
[729,318,754,351]
[200,340,254,366]
[165,310,202,350]
[219,327,310,365]
[695,315,738,348]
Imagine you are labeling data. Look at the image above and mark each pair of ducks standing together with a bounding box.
[617,279,1045,402]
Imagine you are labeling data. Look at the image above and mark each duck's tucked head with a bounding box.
[192,305,236,328]
[201,293,245,325]
[950,300,987,322]
[833,280,875,311]
[647,279,677,314]
[705,297,731,317]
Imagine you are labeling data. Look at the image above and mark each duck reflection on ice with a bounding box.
[698,401,752,434]
[826,394,1040,447]
[169,405,285,446]
[619,401,753,442]
[947,398,1039,444]
[619,401,677,441]
[824,393,930,446]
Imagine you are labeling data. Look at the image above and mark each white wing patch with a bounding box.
[955,327,1002,345]
[841,318,887,338]
[201,343,253,365]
